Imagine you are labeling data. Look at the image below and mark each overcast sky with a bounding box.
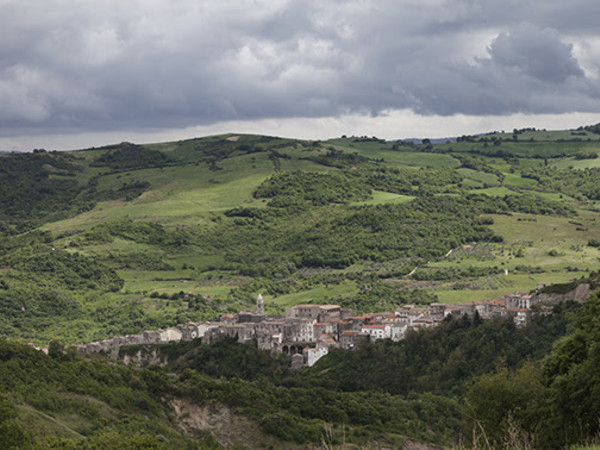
[2,0,600,151]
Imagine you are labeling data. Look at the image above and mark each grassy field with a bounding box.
[436,138,600,158]
[532,191,578,202]
[263,280,358,308]
[471,186,520,196]
[417,210,600,303]
[355,190,416,205]
[347,148,458,168]
[552,155,600,169]
[434,271,579,304]
[502,172,538,187]
[326,138,459,168]
[458,168,499,186]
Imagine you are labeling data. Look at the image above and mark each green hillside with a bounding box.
[0,130,597,344]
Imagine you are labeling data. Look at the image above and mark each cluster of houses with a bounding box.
[73,291,535,368]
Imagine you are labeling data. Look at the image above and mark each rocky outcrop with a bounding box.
[120,346,166,366]
[171,399,295,449]
[531,283,594,305]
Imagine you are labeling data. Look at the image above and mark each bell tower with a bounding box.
[256,293,264,315]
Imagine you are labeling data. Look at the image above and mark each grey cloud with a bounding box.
[488,23,583,83]
[1,0,600,137]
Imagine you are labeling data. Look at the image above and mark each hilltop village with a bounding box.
[71,285,583,368]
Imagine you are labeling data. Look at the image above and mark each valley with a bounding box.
[0,127,599,448]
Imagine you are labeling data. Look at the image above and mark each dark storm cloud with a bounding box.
[1,0,599,136]
[487,23,583,83]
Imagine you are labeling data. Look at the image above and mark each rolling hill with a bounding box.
[0,130,598,344]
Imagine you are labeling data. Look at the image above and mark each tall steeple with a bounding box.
[256,293,264,315]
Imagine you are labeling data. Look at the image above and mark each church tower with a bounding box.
[256,293,264,315]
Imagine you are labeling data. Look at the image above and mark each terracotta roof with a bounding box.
[353,313,378,320]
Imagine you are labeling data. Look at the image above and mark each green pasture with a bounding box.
[263,280,358,308]
[532,191,577,202]
[458,168,499,185]
[68,238,159,254]
[461,178,484,189]
[278,156,334,172]
[502,172,538,187]
[44,153,277,232]
[122,275,234,300]
[470,186,520,196]
[426,242,593,275]
[348,148,458,168]
[434,271,578,304]
[418,209,600,304]
[438,139,600,157]
[515,158,547,169]
[552,155,600,170]
[326,138,458,168]
[355,190,415,205]
[489,162,511,173]
[121,270,200,294]
[485,212,600,271]
[489,212,598,244]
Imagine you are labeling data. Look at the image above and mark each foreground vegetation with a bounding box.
[1,289,599,448]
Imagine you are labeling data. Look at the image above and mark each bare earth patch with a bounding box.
[171,398,302,449]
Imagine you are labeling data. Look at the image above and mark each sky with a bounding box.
[1,0,600,151]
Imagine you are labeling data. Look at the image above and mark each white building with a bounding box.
[361,324,391,340]
[304,344,329,367]
[159,328,183,343]
[297,319,316,342]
